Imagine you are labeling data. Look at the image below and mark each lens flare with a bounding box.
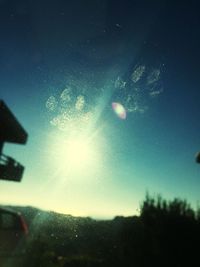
[112,102,127,120]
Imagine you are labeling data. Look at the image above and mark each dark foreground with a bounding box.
[1,195,199,267]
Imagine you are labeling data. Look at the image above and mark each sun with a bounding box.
[50,134,99,175]
[66,138,93,168]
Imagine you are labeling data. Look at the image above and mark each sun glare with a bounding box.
[50,133,100,176]
[66,138,93,167]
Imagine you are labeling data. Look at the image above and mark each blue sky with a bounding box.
[0,0,200,218]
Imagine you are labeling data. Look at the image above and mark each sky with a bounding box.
[0,0,200,219]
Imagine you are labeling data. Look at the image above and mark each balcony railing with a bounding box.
[0,154,24,182]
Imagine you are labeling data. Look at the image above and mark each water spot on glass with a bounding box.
[75,95,85,111]
[147,69,160,85]
[114,76,126,89]
[46,96,58,111]
[131,65,146,83]
[149,88,163,98]
[60,88,72,108]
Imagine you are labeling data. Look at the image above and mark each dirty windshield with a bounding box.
[0,1,200,267]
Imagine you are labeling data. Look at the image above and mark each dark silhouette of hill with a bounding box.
[1,194,200,267]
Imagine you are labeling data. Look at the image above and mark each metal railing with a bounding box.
[0,154,24,182]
